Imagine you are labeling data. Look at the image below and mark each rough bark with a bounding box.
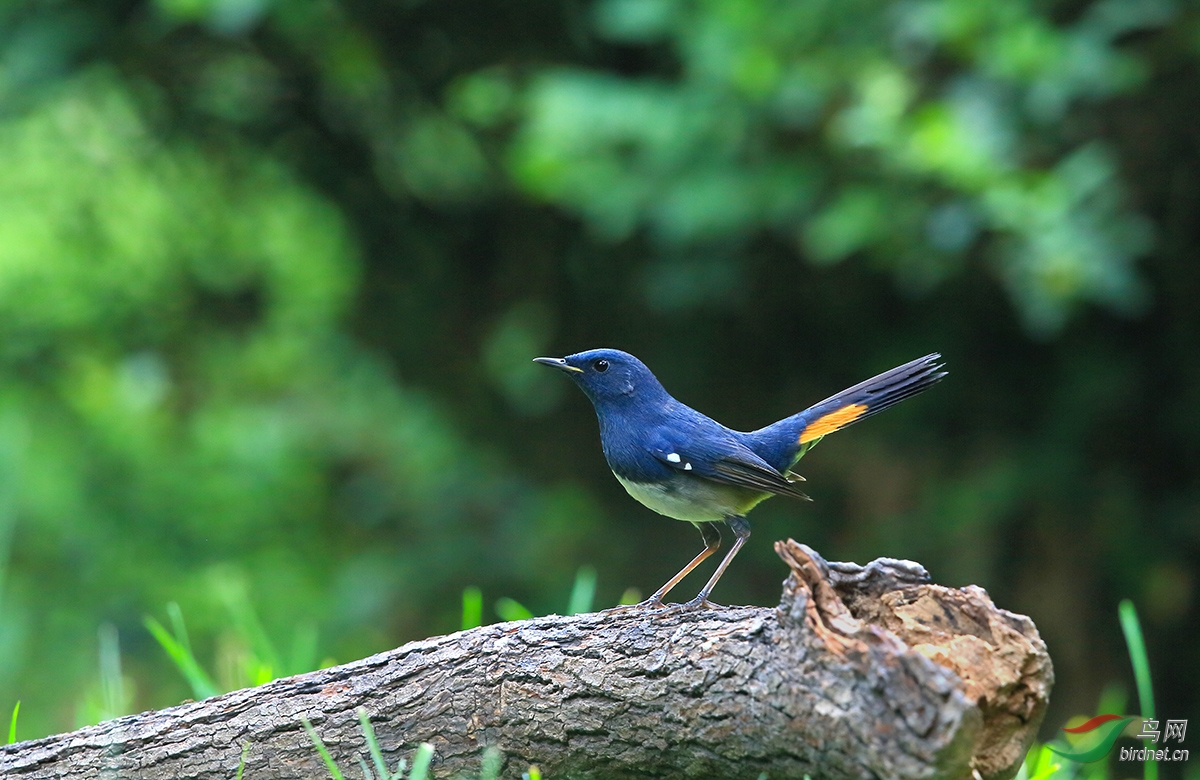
[0,541,1052,780]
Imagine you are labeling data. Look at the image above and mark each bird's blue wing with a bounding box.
[646,425,811,501]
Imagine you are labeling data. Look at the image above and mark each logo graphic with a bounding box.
[1049,715,1135,763]
[1051,716,1190,764]
[1121,719,1190,762]
[1135,719,1188,744]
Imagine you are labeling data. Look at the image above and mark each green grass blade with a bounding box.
[356,755,375,780]
[166,602,195,657]
[408,743,434,780]
[1119,599,1157,780]
[1119,600,1155,719]
[1028,743,1061,780]
[301,717,346,780]
[495,597,532,622]
[357,707,391,780]
[479,746,502,780]
[566,566,596,615]
[144,613,219,700]
[234,741,251,780]
[462,587,483,630]
[98,622,126,720]
[7,700,18,744]
[217,579,280,676]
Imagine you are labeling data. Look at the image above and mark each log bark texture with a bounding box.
[0,541,1052,780]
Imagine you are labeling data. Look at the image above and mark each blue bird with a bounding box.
[534,349,945,608]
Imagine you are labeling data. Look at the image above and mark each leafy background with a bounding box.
[0,0,1196,770]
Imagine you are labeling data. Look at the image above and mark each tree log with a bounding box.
[0,541,1052,780]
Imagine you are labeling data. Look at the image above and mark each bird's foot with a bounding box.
[603,596,667,613]
[678,594,724,611]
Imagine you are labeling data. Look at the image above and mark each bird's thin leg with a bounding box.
[683,515,750,609]
[636,522,721,609]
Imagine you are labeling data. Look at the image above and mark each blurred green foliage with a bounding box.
[511,0,1160,331]
[0,0,1196,765]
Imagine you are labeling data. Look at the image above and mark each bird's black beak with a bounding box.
[533,356,584,374]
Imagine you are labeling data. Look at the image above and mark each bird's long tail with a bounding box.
[747,353,946,471]
[795,353,945,444]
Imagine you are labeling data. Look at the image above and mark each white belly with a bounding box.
[614,473,758,523]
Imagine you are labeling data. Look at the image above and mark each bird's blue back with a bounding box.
[594,391,754,482]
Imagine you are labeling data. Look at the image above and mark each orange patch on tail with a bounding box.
[799,403,868,444]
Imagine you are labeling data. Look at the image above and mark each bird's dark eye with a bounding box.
[593,359,609,372]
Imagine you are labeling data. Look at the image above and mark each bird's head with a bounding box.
[533,348,666,407]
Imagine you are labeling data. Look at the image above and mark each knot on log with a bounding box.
[1,542,1053,780]
[776,540,1054,780]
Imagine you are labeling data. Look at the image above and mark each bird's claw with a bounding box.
[603,596,667,613]
[678,595,724,611]
[602,595,726,612]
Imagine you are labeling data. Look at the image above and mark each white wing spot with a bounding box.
[683,463,693,470]
[666,453,681,463]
